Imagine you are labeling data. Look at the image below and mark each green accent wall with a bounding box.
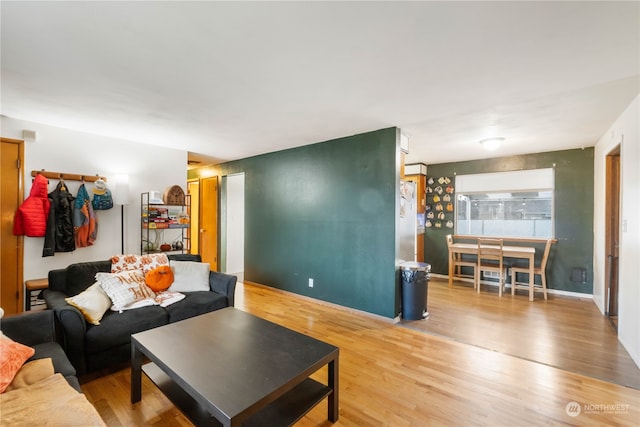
[189,128,400,317]
[425,148,595,293]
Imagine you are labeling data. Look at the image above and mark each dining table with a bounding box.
[448,242,536,301]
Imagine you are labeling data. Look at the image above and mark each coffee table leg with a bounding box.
[328,356,339,422]
[131,343,142,403]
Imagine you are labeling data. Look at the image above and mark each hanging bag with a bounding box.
[92,179,114,210]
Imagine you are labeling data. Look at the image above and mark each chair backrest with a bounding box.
[477,238,503,262]
[446,234,453,248]
[539,239,553,270]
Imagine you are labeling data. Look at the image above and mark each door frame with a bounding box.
[604,144,621,322]
[1,137,25,313]
[222,173,245,279]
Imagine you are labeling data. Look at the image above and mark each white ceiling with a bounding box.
[1,1,638,166]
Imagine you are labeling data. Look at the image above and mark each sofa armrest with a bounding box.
[43,289,88,375]
[1,310,57,346]
[209,271,237,307]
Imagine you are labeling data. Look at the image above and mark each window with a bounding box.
[455,169,554,238]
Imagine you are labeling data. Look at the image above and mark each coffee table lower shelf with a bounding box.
[143,363,332,427]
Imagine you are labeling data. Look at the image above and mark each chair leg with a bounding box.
[510,268,515,296]
[541,272,547,300]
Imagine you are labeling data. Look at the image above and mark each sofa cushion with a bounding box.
[0,336,35,393]
[110,254,143,272]
[85,306,169,354]
[140,254,170,273]
[164,291,228,323]
[31,342,76,379]
[110,253,169,273]
[65,261,111,296]
[168,261,210,292]
[65,282,112,325]
[97,269,156,311]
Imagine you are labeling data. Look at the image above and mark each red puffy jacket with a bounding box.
[13,173,51,237]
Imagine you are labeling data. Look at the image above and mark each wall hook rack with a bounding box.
[31,170,107,183]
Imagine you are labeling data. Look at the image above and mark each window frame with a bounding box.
[454,169,555,238]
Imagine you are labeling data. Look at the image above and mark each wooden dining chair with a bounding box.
[446,234,478,288]
[477,238,507,296]
[511,239,552,300]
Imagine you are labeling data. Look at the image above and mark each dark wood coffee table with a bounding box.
[131,307,339,426]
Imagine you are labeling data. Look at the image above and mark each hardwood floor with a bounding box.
[400,278,640,389]
[80,281,640,426]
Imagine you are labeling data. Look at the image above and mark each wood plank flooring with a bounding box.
[400,278,640,389]
[80,281,640,426]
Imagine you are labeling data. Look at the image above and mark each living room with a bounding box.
[1,1,639,425]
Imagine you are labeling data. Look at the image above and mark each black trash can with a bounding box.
[401,261,431,320]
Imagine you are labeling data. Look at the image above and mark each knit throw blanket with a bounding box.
[0,373,105,426]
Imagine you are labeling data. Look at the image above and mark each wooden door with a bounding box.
[605,146,621,322]
[1,138,24,314]
[200,176,218,270]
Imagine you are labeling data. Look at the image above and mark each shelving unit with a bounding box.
[141,192,190,255]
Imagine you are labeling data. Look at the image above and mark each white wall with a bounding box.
[1,116,187,280]
[593,95,640,368]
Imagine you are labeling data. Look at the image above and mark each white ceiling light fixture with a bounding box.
[479,137,505,151]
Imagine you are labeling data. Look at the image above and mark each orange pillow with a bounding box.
[145,265,174,292]
[0,335,35,393]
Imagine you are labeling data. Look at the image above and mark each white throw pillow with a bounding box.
[110,253,169,274]
[65,283,112,325]
[96,269,156,311]
[168,261,210,292]
[110,254,142,273]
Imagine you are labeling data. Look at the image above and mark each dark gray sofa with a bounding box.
[1,309,81,392]
[43,254,236,376]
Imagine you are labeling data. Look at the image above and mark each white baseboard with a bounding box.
[432,273,593,300]
[243,281,398,323]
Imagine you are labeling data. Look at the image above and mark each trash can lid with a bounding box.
[400,261,431,272]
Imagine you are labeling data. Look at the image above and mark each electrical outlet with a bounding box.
[308,278,314,288]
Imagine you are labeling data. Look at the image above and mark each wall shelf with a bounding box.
[31,170,107,182]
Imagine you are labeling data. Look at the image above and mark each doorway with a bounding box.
[605,145,621,328]
[223,173,245,280]
[1,138,24,314]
